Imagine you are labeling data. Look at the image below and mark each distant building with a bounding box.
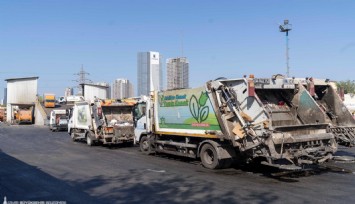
[96,82,111,98]
[3,88,7,105]
[112,79,134,99]
[64,87,74,99]
[81,83,109,101]
[137,51,163,96]
[5,77,39,123]
[166,57,189,90]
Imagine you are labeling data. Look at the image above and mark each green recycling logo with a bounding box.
[189,91,209,123]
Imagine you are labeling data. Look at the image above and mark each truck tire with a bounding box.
[86,131,95,146]
[200,143,222,169]
[140,136,153,155]
[70,130,76,142]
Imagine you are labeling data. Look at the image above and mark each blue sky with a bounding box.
[1,0,354,99]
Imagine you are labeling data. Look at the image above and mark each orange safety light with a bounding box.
[248,79,255,97]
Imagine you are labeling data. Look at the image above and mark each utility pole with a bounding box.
[73,65,92,95]
[279,19,292,77]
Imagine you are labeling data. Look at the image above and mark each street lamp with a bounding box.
[279,19,292,77]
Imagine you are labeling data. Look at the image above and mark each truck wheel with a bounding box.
[200,143,221,169]
[70,130,76,142]
[86,132,95,146]
[140,136,153,155]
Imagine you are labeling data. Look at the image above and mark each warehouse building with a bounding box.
[5,77,39,124]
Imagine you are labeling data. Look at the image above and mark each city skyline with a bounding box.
[1,1,355,99]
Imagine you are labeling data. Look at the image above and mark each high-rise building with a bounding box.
[112,79,134,99]
[137,51,163,96]
[166,57,189,90]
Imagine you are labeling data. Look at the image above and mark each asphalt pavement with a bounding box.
[0,125,355,204]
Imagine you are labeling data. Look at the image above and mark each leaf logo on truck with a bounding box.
[189,92,209,123]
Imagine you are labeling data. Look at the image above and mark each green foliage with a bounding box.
[336,80,355,94]
[38,96,43,103]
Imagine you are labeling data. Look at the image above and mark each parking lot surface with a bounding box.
[1,125,355,204]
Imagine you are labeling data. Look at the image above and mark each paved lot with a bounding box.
[1,125,355,204]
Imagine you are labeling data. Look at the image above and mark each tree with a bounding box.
[336,80,355,94]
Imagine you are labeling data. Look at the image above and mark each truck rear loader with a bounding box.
[68,99,135,146]
[292,77,355,146]
[134,78,337,170]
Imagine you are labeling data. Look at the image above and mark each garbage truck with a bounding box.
[68,99,135,146]
[14,106,33,124]
[290,77,355,146]
[49,109,68,131]
[134,77,337,170]
[44,93,56,108]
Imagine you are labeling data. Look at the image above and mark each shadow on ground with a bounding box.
[0,149,101,203]
[67,168,280,204]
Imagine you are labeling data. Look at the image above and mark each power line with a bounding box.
[73,65,92,95]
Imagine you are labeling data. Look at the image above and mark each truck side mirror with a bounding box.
[47,116,50,120]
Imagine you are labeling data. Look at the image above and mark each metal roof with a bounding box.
[80,83,109,88]
[5,76,39,82]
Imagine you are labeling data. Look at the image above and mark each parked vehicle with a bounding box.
[15,107,33,124]
[134,77,337,170]
[68,99,135,146]
[44,93,56,108]
[290,77,355,146]
[58,96,66,104]
[65,95,84,105]
[0,107,6,122]
[49,109,68,131]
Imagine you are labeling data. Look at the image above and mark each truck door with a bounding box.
[50,111,55,127]
[133,102,147,143]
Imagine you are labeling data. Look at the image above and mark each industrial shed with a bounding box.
[81,83,109,102]
[5,77,39,123]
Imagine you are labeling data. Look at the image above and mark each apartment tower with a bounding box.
[112,79,134,99]
[166,57,189,90]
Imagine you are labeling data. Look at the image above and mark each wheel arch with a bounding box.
[138,132,148,143]
[197,139,236,160]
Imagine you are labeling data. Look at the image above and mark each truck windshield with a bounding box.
[133,102,146,120]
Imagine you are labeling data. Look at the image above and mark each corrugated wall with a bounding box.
[6,78,38,123]
[84,85,108,101]
[7,79,38,104]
